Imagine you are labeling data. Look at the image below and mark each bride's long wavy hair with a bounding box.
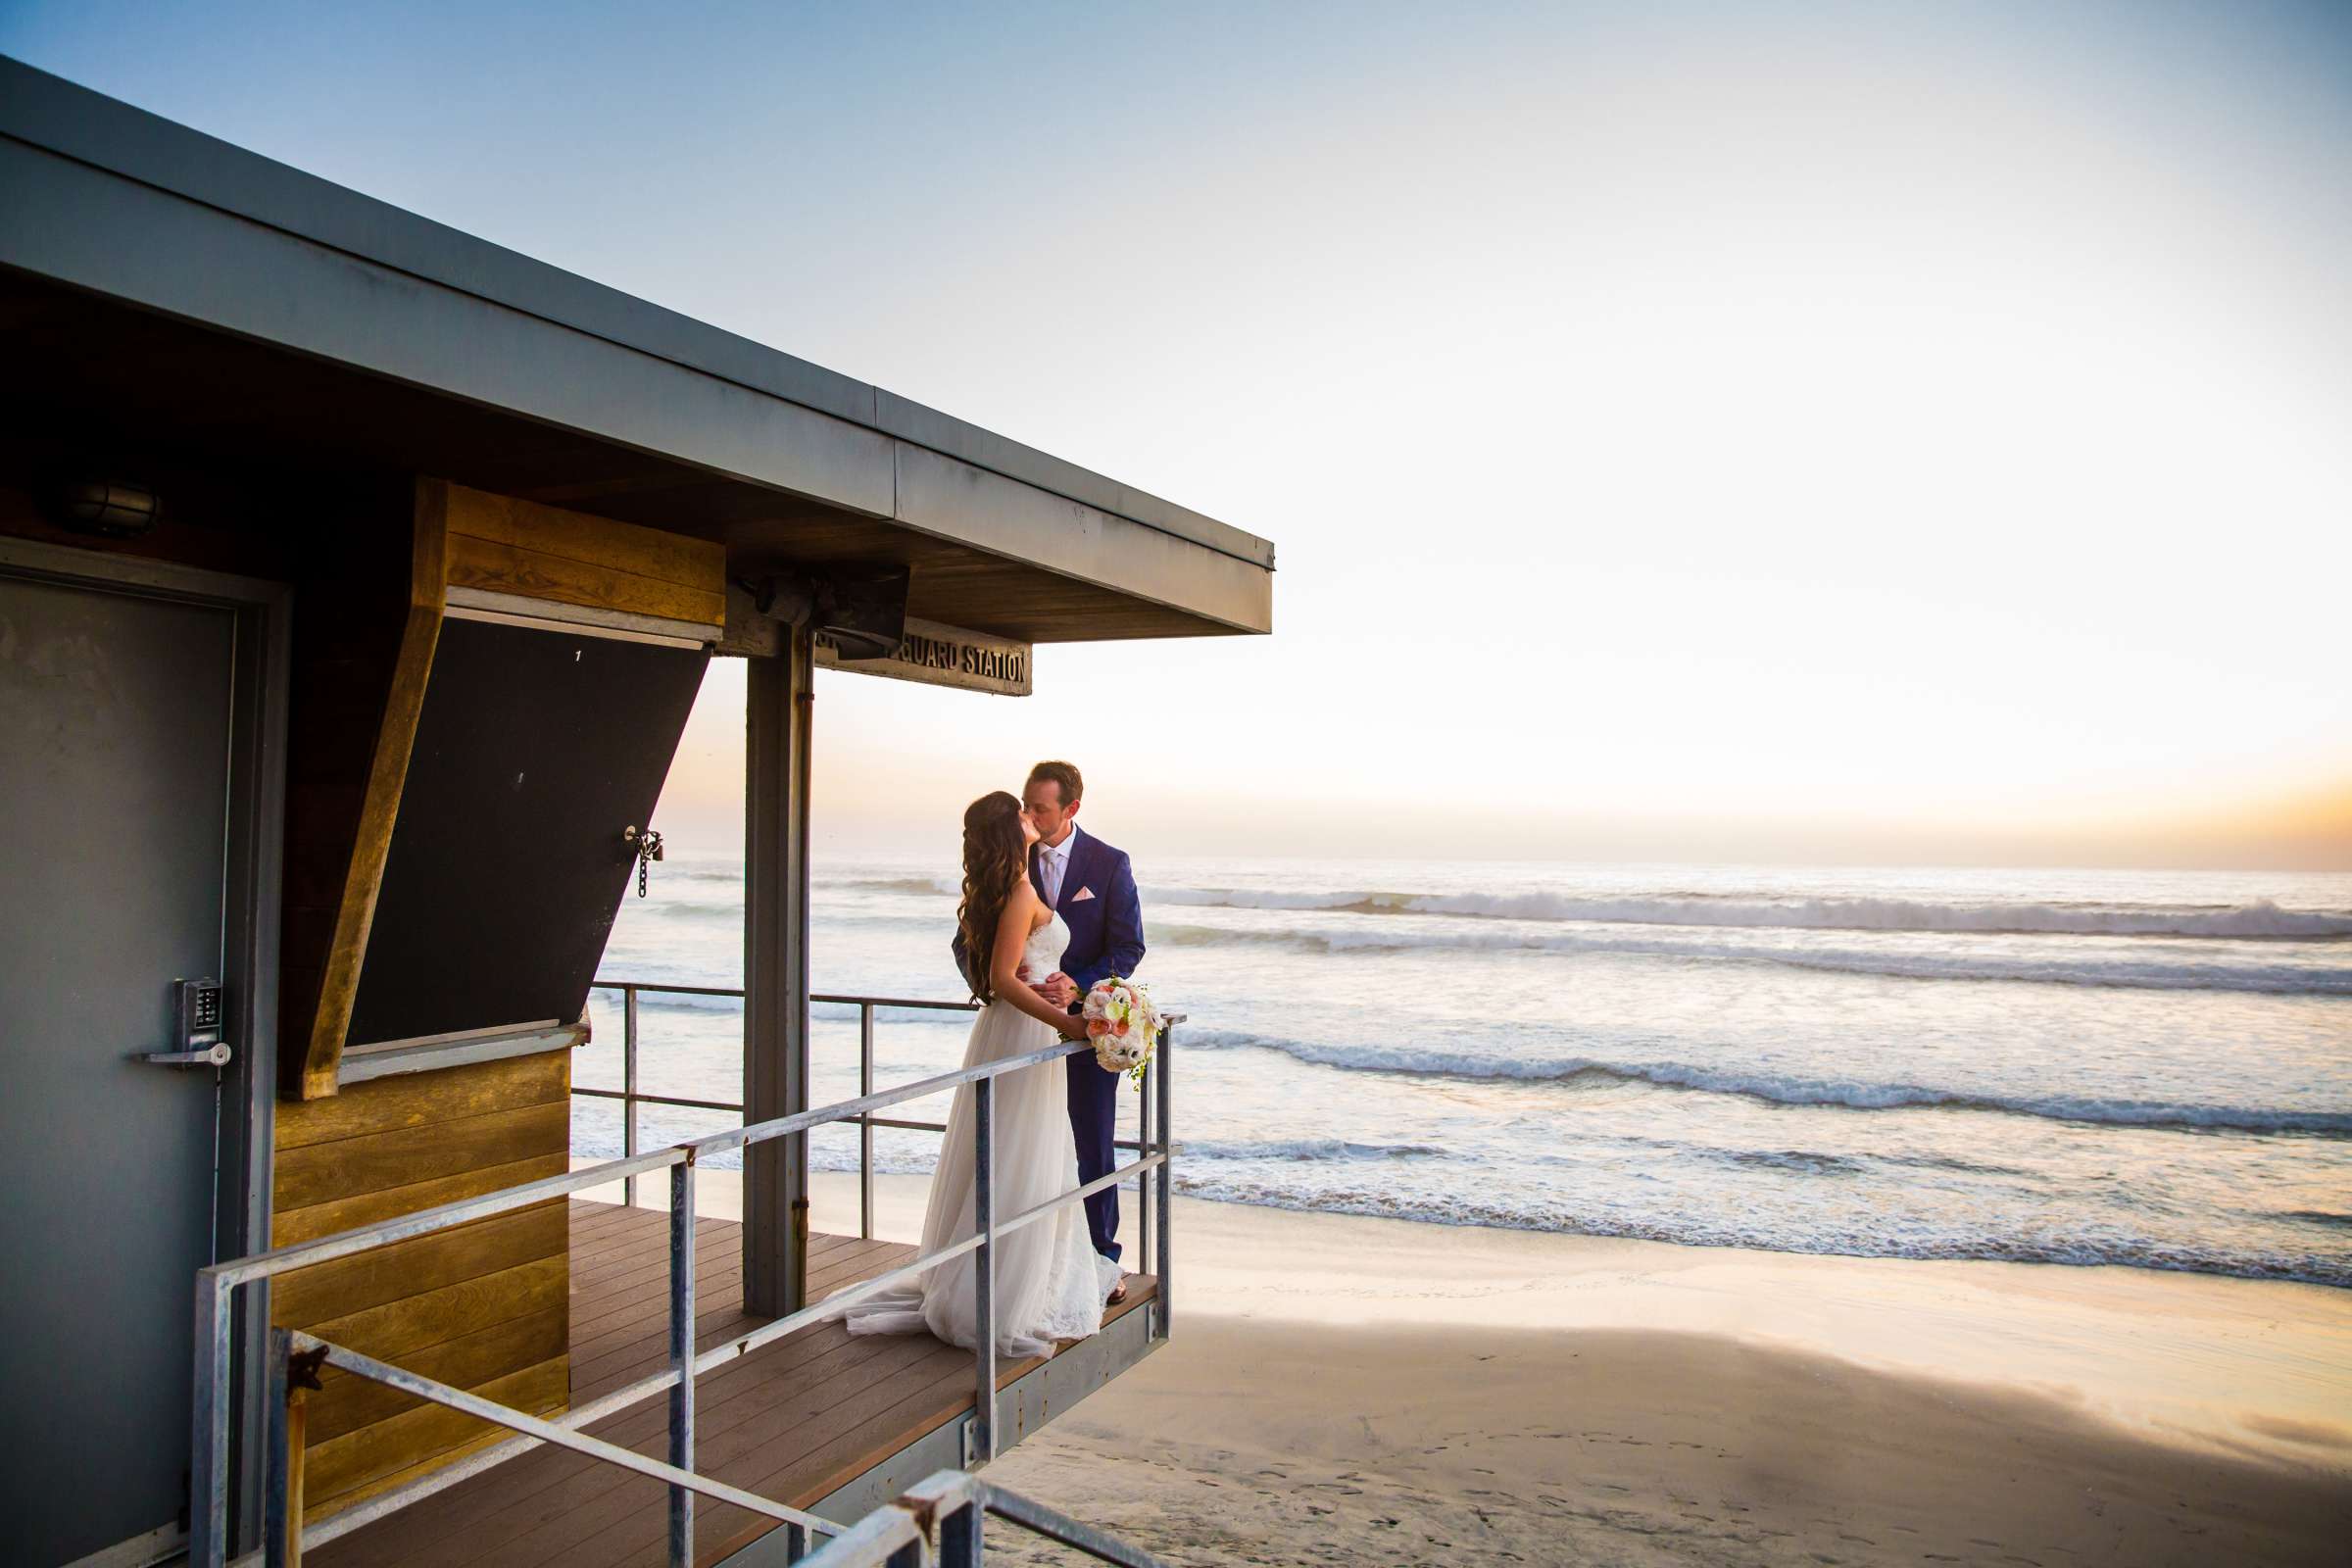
[956,791,1030,1004]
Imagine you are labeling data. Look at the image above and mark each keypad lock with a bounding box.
[135,978,231,1068]
[624,825,664,898]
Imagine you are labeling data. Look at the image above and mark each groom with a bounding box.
[1019,760,1145,1288]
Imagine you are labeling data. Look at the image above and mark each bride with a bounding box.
[835,790,1118,1357]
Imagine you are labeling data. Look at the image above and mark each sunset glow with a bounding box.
[15,0,2344,867]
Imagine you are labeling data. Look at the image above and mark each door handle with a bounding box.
[133,977,228,1067]
[134,1043,233,1068]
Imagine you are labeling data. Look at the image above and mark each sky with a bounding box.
[8,1,2348,869]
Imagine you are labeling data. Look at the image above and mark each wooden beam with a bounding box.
[440,480,724,627]
[444,533,723,627]
[438,482,724,592]
[295,479,447,1098]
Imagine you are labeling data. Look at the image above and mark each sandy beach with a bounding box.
[584,1167,2352,1564]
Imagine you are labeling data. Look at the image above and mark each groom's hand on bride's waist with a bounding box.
[1033,970,1079,1008]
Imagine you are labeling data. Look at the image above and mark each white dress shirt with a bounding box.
[1037,830,1076,907]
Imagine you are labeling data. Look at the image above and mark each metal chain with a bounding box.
[626,826,665,898]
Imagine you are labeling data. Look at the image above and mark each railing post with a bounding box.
[1155,1029,1172,1338]
[624,985,642,1209]
[190,1272,233,1568]
[669,1156,698,1565]
[940,1489,983,1567]
[1136,1057,1152,1272]
[971,1076,996,1464]
[859,1003,875,1241]
[262,1326,307,1567]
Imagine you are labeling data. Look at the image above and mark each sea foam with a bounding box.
[1180,1027,2352,1135]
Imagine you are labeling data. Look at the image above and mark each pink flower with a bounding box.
[1087,1019,1108,1039]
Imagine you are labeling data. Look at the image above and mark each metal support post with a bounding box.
[859,1004,875,1241]
[191,1273,233,1567]
[624,986,642,1208]
[669,1158,699,1565]
[746,627,813,1315]
[971,1076,996,1464]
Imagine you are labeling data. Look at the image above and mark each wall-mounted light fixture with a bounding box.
[815,566,910,661]
[738,565,910,661]
[45,479,162,540]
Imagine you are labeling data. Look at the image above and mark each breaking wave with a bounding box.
[835,875,959,897]
[1156,1175,2352,1288]
[1153,922,2352,996]
[1146,888,2352,940]
[1181,1028,2352,1135]
[1181,1138,1449,1162]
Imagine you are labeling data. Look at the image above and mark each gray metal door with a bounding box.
[0,573,238,1566]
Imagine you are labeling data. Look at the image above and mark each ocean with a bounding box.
[575,857,2352,1288]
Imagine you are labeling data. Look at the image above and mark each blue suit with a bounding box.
[1032,826,1145,1261]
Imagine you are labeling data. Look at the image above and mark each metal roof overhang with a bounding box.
[0,58,1272,643]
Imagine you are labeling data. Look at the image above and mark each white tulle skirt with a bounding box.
[833,1000,1114,1358]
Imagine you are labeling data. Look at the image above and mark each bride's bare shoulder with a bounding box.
[1001,877,1048,929]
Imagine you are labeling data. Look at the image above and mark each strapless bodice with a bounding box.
[1022,910,1069,976]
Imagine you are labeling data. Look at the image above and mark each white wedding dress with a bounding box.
[835,910,1117,1357]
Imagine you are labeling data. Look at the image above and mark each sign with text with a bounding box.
[814,615,1032,696]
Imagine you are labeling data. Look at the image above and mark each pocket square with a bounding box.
[1071,886,1096,902]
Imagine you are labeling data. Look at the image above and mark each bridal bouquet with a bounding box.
[1082,976,1163,1086]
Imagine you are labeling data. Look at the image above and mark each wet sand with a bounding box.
[578,1167,2352,1564]
[991,1316,2348,1567]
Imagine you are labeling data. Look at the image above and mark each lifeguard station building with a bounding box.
[0,56,1273,1568]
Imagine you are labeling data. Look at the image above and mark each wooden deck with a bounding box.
[312,1199,1157,1568]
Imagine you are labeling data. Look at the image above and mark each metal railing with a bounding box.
[800,1469,1164,1568]
[580,984,977,1229]
[192,997,1179,1568]
[579,981,1167,1266]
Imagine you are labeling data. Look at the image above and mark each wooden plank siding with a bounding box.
[311,1203,1160,1568]
[272,1051,577,1518]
